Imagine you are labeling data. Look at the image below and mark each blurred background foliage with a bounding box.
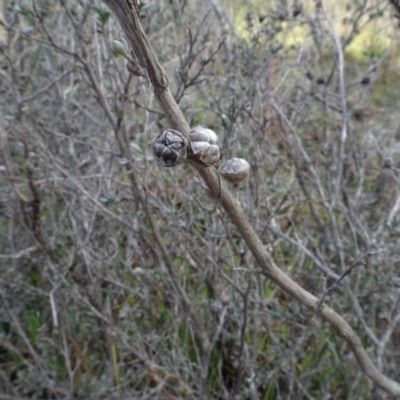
[1,0,400,399]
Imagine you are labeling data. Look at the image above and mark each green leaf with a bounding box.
[92,5,110,25]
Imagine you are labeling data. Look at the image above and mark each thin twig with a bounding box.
[317,248,384,310]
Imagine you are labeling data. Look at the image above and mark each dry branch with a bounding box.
[102,0,400,396]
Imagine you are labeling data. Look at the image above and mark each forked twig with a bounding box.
[317,248,384,310]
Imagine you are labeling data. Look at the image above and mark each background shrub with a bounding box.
[1,0,400,398]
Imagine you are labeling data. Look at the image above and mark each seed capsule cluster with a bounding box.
[151,126,250,185]
[152,126,220,168]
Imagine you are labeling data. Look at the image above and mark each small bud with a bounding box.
[361,76,371,85]
[220,293,231,306]
[0,39,7,52]
[305,71,313,81]
[112,39,130,59]
[292,3,303,17]
[392,277,400,288]
[211,299,223,313]
[382,157,393,169]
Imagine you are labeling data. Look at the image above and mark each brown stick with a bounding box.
[102,0,400,395]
